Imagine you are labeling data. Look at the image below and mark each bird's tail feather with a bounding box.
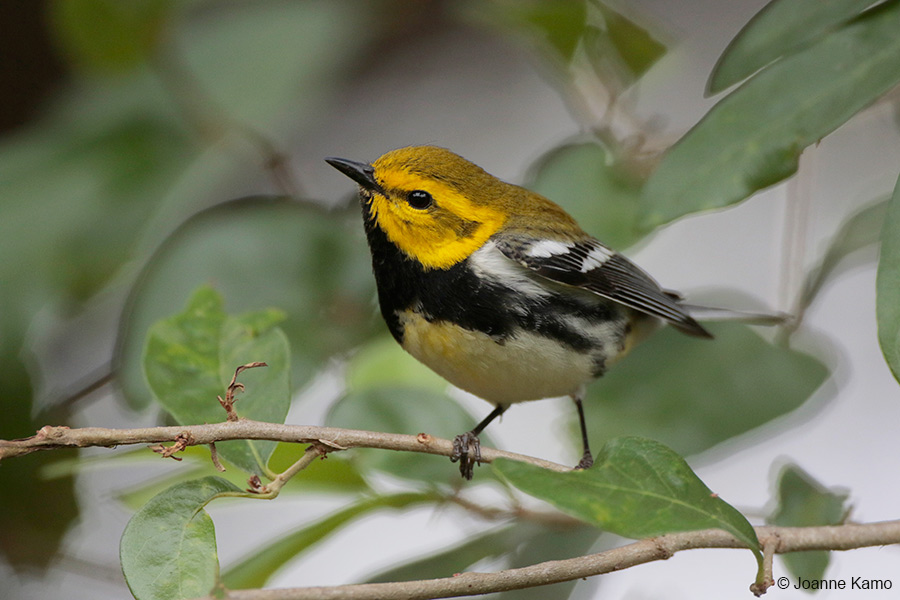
[681,304,791,327]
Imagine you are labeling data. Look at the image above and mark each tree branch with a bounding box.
[196,521,900,600]
[0,420,568,472]
[6,421,900,598]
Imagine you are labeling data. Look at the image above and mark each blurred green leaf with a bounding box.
[482,0,587,63]
[118,198,377,409]
[594,2,665,79]
[180,0,377,133]
[0,115,191,353]
[50,0,174,72]
[327,387,495,484]
[367,521,599,598]
[499,525,602,600]
[642,1,900,229]
[529,141,646,249]
[2,0,381,408]
[0,357,78,570]
[3,0,382,396]
[800,198,888,311]
[222,492,437,590]
[585,323,829,456]
[708,0,878,94]
[143,286,291,474]
[366,525,523,583]
[346,335,447,393]
[584,2,666,89]
[768,464,848,582]
[467,0,663,95]
[120,476,243,600]
[877,172,900,383]
[494,437,762,577]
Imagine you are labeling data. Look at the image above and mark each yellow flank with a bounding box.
[397,309,596,404]
[367,146,582,270]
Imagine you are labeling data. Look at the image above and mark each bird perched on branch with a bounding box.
[327,145,753,479]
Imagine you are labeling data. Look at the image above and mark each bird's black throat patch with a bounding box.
[361,208,620,358]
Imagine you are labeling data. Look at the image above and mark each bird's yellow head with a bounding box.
[327,146,511,270]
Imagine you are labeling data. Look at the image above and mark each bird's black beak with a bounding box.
[325,157,385,195]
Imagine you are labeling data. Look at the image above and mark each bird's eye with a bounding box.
[406,190,433,210]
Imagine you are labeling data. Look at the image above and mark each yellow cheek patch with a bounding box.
[367,178,506,270]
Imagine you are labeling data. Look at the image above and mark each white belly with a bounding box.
[397,310,601,404]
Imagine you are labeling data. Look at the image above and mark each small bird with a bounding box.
[326,146,714,480]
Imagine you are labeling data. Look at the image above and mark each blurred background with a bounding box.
[1,1,898,598]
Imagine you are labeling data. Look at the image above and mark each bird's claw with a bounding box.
[575,450,594,470]
[451,431,481,480]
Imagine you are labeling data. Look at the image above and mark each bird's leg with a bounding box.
[451,404,507,480]
[572,391,594,470]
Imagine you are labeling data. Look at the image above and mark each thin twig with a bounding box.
[52,365,115,412]
[446,494,581,529]
[218,362,268,421]
[209,442,225,472]
[148,432,194,461]
[777,147,816,342]
[750,534,779,596]
[0,421,568,473]
[190,521,900,600]
[249,444,326,497]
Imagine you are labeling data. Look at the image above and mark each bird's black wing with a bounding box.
[496,237,712,338]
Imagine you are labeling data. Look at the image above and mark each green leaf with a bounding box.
[708,0,878,94]
[120,476,244,600]
[346,335,448,393]
[222,492,436,590]
[768,464,848,582]
[366,521,600,599]
[529,1,587,62]
[584,2,666,88]
[494,437,762,576]
[528,142,647,249]
[484,0,587,63]
[143,286,227,423]
[142,286,291,474]
[466,1,663,94]
[118,198,377,410]
[595,3,665,79]
[218,313,291,470]
[877,172,900,383]
[499,525,602,600]
[327,387,495,483]
[800,198,888,311]
[585,323,829,456]
[49,0,174,72]
[6,0,380,396]
[180,1,378,133]
[366,525,524,583]
[642,1,900,229]
[0,115,192,351]
[0,356,78,569]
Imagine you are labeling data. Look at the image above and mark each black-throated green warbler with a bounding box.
[327,146,714,480]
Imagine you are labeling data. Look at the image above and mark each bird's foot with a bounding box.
[575,450,594,470]
[450,431,482,480]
